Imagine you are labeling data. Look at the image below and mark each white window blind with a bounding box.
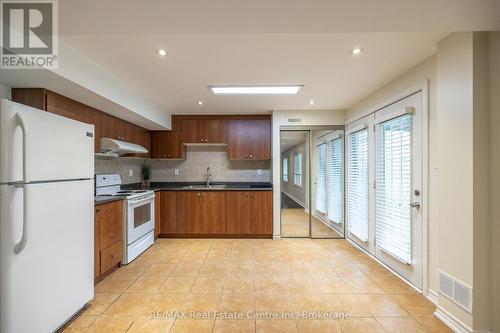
[294,153,302,186]
[283,156,288,182]
[327,137,344,224]
[316,143,327,213]
[347,128,369,242]
[375,114,412,264]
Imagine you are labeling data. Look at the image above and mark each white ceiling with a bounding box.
[6,1,500,122]
[66,32,447,114]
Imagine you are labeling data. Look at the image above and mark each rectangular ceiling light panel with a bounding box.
[210,85,302,95]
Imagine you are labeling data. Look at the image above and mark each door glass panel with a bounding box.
[347,128,369,242]
[134,203,151,228]
[327,136,344,226]
[316,143,327,213]
[375,114,412,264]
[311,130,345,238]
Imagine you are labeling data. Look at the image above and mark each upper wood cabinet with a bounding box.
[180,118,226,143]
[227,119,271,160]
[152,131,184,159]
[11,88,152,157]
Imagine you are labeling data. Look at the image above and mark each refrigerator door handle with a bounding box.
[14,183,29,254]
[15,113,29,183]
[14,113,29,254]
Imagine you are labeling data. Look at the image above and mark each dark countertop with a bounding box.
[122,181,273,192]
[94,196,125,206]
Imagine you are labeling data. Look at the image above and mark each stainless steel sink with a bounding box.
[181,184,227,189]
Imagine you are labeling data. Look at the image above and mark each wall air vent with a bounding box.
[287,118,301,123]
[438,271,472,313]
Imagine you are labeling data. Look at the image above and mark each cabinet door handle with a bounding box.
[249,154,253,158]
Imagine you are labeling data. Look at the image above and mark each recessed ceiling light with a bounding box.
[197,101,203,105]
[156,49,167,56]
[309,100,315,105]
[350,47,363,55]
[209,85,302,95]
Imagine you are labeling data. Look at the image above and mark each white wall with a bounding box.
[472,32,491,332]
[0,84,11,99]
[271,109,346,238]
[488,31,500,333]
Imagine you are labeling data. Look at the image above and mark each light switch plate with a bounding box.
[174,169,179,176]
[257,169,262,175]
[129,169,133,177]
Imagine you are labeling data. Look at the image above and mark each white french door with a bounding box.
[347,92,423,289]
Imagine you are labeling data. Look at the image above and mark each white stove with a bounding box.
[95,174,155,264]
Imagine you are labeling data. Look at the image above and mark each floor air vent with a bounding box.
[438,271,472,313]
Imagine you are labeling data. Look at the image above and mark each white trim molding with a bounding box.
[427,289,439,305]
[434,306,473,333]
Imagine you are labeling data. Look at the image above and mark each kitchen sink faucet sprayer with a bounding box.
[206,167,213,187]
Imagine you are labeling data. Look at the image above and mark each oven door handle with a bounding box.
[127,196,154,206]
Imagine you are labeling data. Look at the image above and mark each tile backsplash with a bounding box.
[95,145,271,184]
[95,157,145,184]
[148,145,271,182]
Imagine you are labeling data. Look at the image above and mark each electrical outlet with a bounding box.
[129,169,133,177]
[257,169,262,175]
[174,169,179,176]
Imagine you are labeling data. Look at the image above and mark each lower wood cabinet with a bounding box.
[94,200,123,282]
[158,190,272,237]
[227,191,273,235]
[154,192,161,239]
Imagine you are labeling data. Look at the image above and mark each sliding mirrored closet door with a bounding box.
[280,128,345,239]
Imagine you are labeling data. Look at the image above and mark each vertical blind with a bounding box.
[283,156,288,182]
[327,137,344,224]
[347,128,369,242]
[294,153,302,186]
[375,114,412,264]
[316,143,327,212]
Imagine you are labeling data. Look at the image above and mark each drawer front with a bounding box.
[100,241,122,274]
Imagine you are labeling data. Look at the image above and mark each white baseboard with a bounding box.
[426,289,438,305]
[434,306,473,333]
[272,235,281,240]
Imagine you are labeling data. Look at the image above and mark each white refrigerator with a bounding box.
[0,99,95,333]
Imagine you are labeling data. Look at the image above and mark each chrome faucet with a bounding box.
[206,167,213,187]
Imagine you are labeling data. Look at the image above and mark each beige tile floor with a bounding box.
[281,208,343,238]
[61,238,452,333]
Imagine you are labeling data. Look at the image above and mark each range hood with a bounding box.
[100,138,148,156]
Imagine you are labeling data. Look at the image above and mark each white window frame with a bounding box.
[294,153,303,187]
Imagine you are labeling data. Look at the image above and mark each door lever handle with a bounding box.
[410,202,421,209]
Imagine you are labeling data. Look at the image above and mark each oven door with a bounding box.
[126,196,154,245]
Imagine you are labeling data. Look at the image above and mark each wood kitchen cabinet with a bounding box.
[227,119,271,160]
[176,191,227,235]
[94,200,123,282]
[227,191,273,236]
[154,192,161,239]
[180,118,226,144]
[152,131,184,159]
[11,88,152,157]
[160,191,177,234]
[158,190,272,237]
